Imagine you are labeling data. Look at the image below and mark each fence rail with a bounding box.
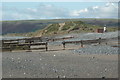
[2,37,47,51]
[1,36,118,51]
[62,38,111,49]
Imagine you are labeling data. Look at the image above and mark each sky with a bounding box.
[1,2,119,21]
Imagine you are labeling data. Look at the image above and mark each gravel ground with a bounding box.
[2,50,118,78]
[48,31,118,46]
[73,45,118,54]
[52,31,118,41]
[2,31,119,78]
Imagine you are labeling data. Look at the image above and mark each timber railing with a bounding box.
[62,38,110,49]
[1,36,118,51]
[2,37,48,51]
[48,36,74,42]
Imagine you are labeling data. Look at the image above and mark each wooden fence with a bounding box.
[1,36,118,51]
[62,38,109,49]
[2,37,47,51]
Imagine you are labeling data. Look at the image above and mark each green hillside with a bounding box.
[1,18,118,35]
[2,18,118,37]
[24,20,117,37]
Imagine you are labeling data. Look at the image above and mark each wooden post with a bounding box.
[62,41,65,50]
[52,39,54,42]
[9,44,13,52]
[99,38,101,44]
[106,42,107,45]
[28,41,31,51]
[16,39,19,45]
[45,42,48,51]
[81,40,83,47]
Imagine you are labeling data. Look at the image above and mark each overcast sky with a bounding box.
[1,1,119,21]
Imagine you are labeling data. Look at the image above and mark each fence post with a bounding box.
[53,39,54,42]
[62,41,65,50]
[81,40,83,47]
[28,44,31,51]
[9,44,12,52]
[45,42,48,51]
[106,42,107,45]
[98,38,101,44]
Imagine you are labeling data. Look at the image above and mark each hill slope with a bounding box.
[1,18,118,35]
[28,20,117,37]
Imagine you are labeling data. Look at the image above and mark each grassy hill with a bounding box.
[33,21,117,37]
[2,18,118,37]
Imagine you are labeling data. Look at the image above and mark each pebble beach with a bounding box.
[2,31,119,78]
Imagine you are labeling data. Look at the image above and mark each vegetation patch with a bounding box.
[45,23,59,33]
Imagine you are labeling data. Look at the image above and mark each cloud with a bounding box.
[35,4,70,18]
[70,8,88,17]
[2,2,118,20]
[2,4,70,20]
[70,2,118,18]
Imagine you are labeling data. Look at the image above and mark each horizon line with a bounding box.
[1,18,119,22]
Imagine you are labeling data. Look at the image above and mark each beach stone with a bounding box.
[104,68,108,72]
[102,76,106,79]
[29,60,32,62]
[62,69,65,72]
[17,57,20,60]
[18,61,21,63]
[12,60,14,62]
[92,56,95,59]
[57,75,60,78]
[25,59,27,62]
[24,72,26,75]
[63,75,66,78]
[9,74,12,77]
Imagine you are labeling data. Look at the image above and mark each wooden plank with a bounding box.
[31,47,46,50]
[9,43,47,46]
[2,37,45,51]
[3,42,19,44]
[48,36,74,41]
[63,38,104,44]
[62,38,112,49]
[63,40,81,44]
[82,39,99,44]
[45,43,48,51]
[3,42,48,51]
[2,37,42,42]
